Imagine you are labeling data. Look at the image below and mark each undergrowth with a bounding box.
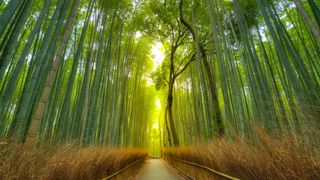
[163,132,320,179]
[0,143,147,180]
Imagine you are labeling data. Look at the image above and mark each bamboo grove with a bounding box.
[148,0,320,146]
[0,0,155,147]
[0,0,320,148]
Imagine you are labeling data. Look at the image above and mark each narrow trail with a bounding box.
[135,159,182,180]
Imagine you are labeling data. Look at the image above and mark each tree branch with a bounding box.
[175,50,195,73]
[174,54,196,79]
[179,0,208,60]
[179,0,196,41]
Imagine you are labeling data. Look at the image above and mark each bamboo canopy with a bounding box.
[0,0,319,149]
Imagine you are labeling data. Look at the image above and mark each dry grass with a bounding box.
[163,132,320,180]
[0,143,147,180]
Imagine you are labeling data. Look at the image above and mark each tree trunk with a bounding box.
[179,0,224,136]
[201,48,224,137]
[294,0,320,42]
[27,0,80,140]
[166,46,180,147]
[167,81,180,146]
[79,52,93,147]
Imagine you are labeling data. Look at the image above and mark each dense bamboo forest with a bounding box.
[1,0,320,179]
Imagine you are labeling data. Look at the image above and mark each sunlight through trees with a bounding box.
[0,0,320,150]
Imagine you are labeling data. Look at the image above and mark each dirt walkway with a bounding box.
[135,159,182,180]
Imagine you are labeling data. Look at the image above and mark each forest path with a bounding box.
[135,159,182,180]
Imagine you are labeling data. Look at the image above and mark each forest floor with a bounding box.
[134,159,183,180]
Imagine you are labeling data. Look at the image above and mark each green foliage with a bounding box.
[151,66,167,90]
[0,0,319,149]
[225,0,259,41]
